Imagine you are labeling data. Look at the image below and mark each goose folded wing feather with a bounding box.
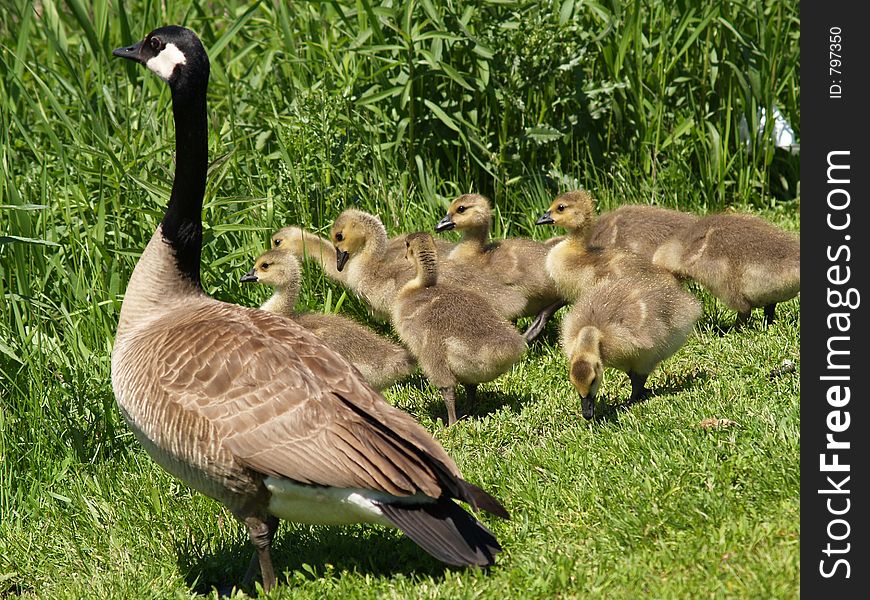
[153,306,452,498]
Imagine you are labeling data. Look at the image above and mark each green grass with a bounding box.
[1,1,799,598]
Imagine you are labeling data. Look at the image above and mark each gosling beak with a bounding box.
[535,211,555,225]
[112,40,146,64]
[240,268,258,283]
[336,247,350,272]
[580,396,595,420]
[435,214,455,232]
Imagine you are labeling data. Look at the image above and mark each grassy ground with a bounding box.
[1,1,799,598]
[1,293,800,599]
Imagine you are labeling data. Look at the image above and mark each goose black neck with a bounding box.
[162,79,208,286]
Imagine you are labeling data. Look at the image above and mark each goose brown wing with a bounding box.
[155,302,461,499]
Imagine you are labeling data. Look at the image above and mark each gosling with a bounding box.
[588,204,700,261]
[242,249,416,390]
[392,233,527,426]
[561,276,701,419]
[536,190,676,302]
[271,226,348,283]
[435,193,565,342]
[331,209,527,321]
[272,225,454,276]
[652,212,800,327]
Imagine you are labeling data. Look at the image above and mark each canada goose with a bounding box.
[435,194,565,342]
[561,277,701,419]
[331,209,527,321]
[241,249,416,390]
[535,190,676,302]
[392,232,527,426]
[111,26,508,593]
[588,204,700,261]
[652,212,800,327]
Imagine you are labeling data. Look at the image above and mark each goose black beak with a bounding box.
[336,248,350,272]
[112,40,146,64]
[239,269,258,283]
[535,211,555,225]
[581,396,595,420]
[435,214,455,232]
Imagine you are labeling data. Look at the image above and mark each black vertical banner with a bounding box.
[801,3,869,597]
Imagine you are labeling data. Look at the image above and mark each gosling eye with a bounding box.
[149,36,163,51]
[260,262,270,271]
[335,232,344,242]
[457,205,466,214]
[557,204,566,212]
[273,238,282,247]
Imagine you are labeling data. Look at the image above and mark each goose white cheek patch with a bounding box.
[146,43,187,81]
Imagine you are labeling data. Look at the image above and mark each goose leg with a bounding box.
[243,515,280,592]
[627,371,650,405]
[439,386,460,426]
[523,300,567,343]
[763,303,776,325]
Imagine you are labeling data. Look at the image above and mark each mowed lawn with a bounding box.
[2,284,800,599]
[0,0,800,597]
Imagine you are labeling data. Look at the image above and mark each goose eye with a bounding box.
[149,36,163,51]
[557,204,566,212]
[335,232,344,242]
[273,239,282,247]
[457,206,466,213]
[260,263,270,271]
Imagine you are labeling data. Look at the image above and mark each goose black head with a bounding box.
[113,25,209,90]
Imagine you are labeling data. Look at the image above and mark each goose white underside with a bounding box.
[265,477,430,527]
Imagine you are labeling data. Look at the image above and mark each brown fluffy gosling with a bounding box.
[435,194,565,342]
[535,190,676,302]
[652,212,800,327]
[561,276,701,419]
[392,233,527,426]
[242,249,416,390]
[588,204,700,261]
[331,209,527,322]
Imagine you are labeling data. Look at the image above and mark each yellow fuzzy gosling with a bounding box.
[241,249,416,390]
[270,226,348,283]
[652,212,800,328]
[392,233,527,426]
[535,190,676,302]
[589,204,700,261]
[435,194,565,342]
[561,276,701,419]
[271,225,455,279]
[331,209,527,322]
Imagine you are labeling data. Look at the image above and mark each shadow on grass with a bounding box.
[699,303,799,336]
[177,524,457,596]
[417,387,533,425]
[590,368,710,426]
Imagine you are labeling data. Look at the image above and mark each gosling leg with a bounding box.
[243,515,280,592]
[523,300,567,343]
[439,386,460,426]
[763,303,777,326]
[733,310,751,330]
[627,371,650,405]
[464,383,478,409]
